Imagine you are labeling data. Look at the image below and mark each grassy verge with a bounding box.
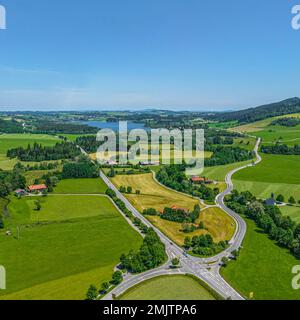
[118,275,217,300]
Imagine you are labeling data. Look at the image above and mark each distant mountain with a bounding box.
[208,97,300,124]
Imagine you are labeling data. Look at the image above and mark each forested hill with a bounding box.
[208,97,300,124]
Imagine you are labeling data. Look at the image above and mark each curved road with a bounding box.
[99,138,261,300]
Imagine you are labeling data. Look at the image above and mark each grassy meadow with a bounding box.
[221,216,300,300]
[233,154,300,204]
[53,178,107,194]
[0,194,142,300]
[0,133,61,170]
[119,275,216,300]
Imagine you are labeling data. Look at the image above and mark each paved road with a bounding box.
[100,172,244,300]
[82,138,261,300]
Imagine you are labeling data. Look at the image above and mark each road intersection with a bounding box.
[98,138,261,300]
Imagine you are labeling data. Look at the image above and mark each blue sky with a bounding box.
[0,0,299,111]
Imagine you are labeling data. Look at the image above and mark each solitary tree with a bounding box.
[276,194,285,203]
[86,284,98,300]
[111,271,123,285]
[171,258,180,268]
[34,200,41,211]
[100,282,109,294]
[221,257,229,267]
[231,249,240,260]
[289,196,296,205]
[127,186,132,194]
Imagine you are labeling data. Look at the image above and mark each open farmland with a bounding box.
[111,172,201,212]
[147,206,235,246]
[221,216,300,300]
[0,134,61,170]
[233,155,300,209]
[110,173,235,246]
[0,194,141,300]
[53,178,107,194]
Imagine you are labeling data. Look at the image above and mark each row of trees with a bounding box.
[184,234,228,257]
[105,188,167,273]
[14,161,59,172]
[120,229,166,274]
[261,144,300,155]
[86,270,123,300]
[0,119,24,133]
[157,164,219,202]
[7,142,81,162]
[275,194,298,205]
[33,120,98,135]
[225,190,300,258]
[270,117,300,127]
[204,146,252,167]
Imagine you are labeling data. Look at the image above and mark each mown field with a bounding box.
[147,206,235,246]
[110,173,235,246]
[53,178,107,194]
[111,173,201,212]
[0,194,142,300]
[221,216,300,300]
[233,154,300,203]
[119,275,216,300]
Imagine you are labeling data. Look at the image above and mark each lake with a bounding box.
[77,120,150,132]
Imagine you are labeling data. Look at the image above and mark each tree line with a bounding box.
[156,164,219,202]
[7,142,81,162]
[270,117,300,127]
[105,188,167,273]
[225,190,300,258]
[261,144,300,155]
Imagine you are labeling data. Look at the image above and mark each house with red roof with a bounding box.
[27,184,47,193]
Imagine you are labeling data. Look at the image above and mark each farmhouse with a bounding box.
[264,198,276,206]
[139,161,160,166]
[171,205,189,213]
[190,176,213,185]
[28,184,47,193]
[14,189,27,196]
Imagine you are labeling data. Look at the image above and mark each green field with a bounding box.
[54,178,107,194]
[0,134,61,170]
[26,195,114,222]
[0,133,60,154]
[233,154,300,203]
[201,160,253,182]
[221,216,300,300]
[0,195,142,300]
[119,275,216,300]
[280,205,300,224]
[230,113,300,146]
